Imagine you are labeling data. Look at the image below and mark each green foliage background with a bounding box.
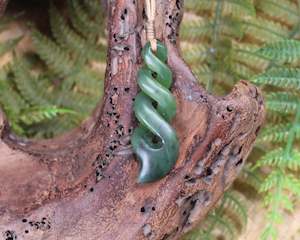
[181,0,300,239]
[0,0,300,239]
[0,0,106,138]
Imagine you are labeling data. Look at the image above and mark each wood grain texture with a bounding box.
[0,0,265,239]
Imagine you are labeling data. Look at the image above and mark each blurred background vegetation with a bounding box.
[0,0,299,239]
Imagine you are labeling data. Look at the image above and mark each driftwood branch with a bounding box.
[0,0,265,239]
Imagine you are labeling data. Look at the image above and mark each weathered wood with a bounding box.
[0,0,265,239]
[0,0,8,17]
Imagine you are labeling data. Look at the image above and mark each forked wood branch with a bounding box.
[0,0,265,239]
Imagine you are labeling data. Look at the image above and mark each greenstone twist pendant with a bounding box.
[131,41,179,183]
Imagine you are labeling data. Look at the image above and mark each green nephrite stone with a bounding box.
[131,41,179,184]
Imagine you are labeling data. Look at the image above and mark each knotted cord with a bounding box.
[145,0,157,51]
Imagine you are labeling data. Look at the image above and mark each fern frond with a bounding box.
[235,164,262,193]
[223,191,248,226]
[180,17,212,40]
[12,58,52,106]
[223,0,256,17]
[258,123,300,143]
[255,148,300,170]
[185,0,255,17]
[25,114,79,138]
[181,43,208,64]
[185,0,213,13]
[49,4,105,62]
[266,92,299,114]
[0,36,22,56]
[283,173,300,196]
[68,0,103,41]
[261,224,278,240]
[256,0,298,26]
[257,40,300,62]
[264,190,293,213]
[244,17,289,43]
[231,42,269,71]
[0,80,27,117]
[229,62,255,79]
[192,64,213,85]
[19,106,76,125]
[83,0,103,17]
[69,70,104,96]
[252,67,300,90]
[259,170,283,193]
[206,213,236,239]
[31,30,75,77]
[181,16,244,41]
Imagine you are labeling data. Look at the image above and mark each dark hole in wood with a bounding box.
[235,158,243,166]
[187,178,196,184]
[255,126,261,136]
[205,167,212,176]
[141,207,145,213]
[226,105,233,112]
[238,146,243,155]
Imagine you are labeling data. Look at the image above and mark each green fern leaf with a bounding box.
[206,214,236,239]
[257,40,300,62]
[283,174,300,197]
[259,170,283,192]
[223,0,256,17]
[258,123,300,143]
[0,36,22,56]
[0,80,27,117]
[49,4,105,62]
[255,148,300,170]
[261,224,278,240]
[231,42,269,71]
[32,29,76,77]
[185,0,213,13]
[266,92,299,114]
[68,0,103,41]
[12,58,52,106]
[20,106,76,125]
[256,0,298,26]
[181,43,208,64]
[252,67,300,90]
[223,191,248,226]
[185,0,255,17]
[244,17,288,43]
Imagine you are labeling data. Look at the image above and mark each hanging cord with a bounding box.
[145,0,157,51]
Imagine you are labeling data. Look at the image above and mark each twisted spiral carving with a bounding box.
[131,41,179,183]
